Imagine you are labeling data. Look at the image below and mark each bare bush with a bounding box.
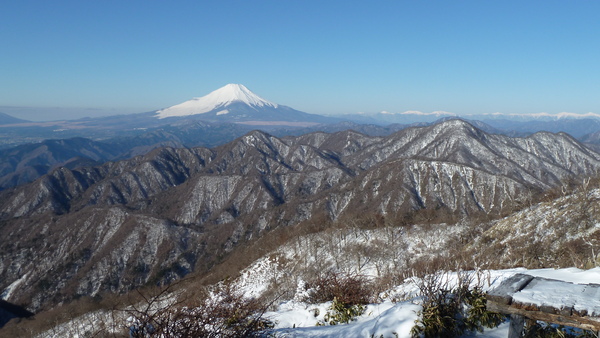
[123,283,273,337]
[303,272,373,306]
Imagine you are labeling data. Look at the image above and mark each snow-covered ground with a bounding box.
[258,267,600,338]
[36,267,600,337]
[232,222,470,300]
[225,213,600,337]
[269,301,422,338]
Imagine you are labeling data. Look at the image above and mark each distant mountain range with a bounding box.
[3,84,600,191]
[2,119,600,312]
[0,84,341,149]
[0,120,421,191]
[343,110,600,124]
[2,84,600,148]
[2,84,600,193]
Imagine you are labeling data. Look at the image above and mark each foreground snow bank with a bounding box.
[268,301,420,338]
[261,267,600,338]
[267,300,513,338]
[520,266,600,284]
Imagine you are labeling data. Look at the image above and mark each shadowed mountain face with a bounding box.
[1,119,600,312]
[0,121,416,191]
[0,122,261,191]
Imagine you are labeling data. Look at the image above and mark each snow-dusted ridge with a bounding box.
[366,110,457,117]
[156,84,278,119]
[349,110,600,123]
[474,111,600,119]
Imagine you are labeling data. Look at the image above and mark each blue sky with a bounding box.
[1,1,600,120]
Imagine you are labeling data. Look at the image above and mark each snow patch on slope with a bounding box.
[1,273,28,300]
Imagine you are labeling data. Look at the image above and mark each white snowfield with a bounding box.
[259,267,600,338]
[506,269,600,317]
[227,223,600,337]
[155,84,278,118]
[269,301,421,338]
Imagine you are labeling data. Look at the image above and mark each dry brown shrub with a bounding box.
[303,272,373,306]
[123,283,273,338]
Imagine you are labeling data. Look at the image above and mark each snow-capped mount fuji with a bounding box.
[155,84,336,125]
[156,84,277,118]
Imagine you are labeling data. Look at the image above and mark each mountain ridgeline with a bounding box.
[1,119,600,312]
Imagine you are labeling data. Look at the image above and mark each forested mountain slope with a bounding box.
[1,119,599,312]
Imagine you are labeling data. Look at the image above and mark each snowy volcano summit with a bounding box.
[156,84,276,118]
[155,84,335,125]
